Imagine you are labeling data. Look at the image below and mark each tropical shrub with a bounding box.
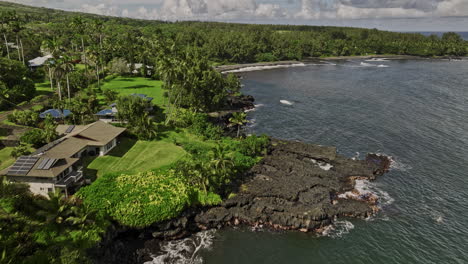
[10,143,32,158]
[20,129,46,147]
[7,110,39,127]
[77,170,190,228]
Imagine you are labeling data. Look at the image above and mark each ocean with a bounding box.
[148,58,468,264]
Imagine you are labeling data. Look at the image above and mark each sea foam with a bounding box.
[321,218,355,238]
[223,63,306,73]
[145,230,216,264]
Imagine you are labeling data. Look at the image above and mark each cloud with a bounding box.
[5,0,468,28]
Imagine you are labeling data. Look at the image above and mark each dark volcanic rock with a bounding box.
[195,139,390,232]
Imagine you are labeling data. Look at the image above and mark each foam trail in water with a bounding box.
[223,63,306,73]
[280,100,293,105]
[145,230,216,264]
[365,58,389,62]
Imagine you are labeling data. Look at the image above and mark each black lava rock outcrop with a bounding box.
[195,139,391,232]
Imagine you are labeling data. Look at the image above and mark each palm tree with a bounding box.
[70,16,87,70]
[42,38,63,92]
[60,55,75,99]
[35,192,72,226]
[229,112,248,138]
[208,145,235,190]
[0,12,11,59]
[53,58,66,100]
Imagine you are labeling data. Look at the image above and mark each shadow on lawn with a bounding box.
[123,84,153,89]
[116,78,136,82]
[107,137,137,157]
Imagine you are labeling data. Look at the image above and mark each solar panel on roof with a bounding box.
[65,125,75,133]
[7,156,39,176]
[43,158,58,170]
[37,158,50,170]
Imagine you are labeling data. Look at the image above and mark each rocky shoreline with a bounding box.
[91,138,391,264]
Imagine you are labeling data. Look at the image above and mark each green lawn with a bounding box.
[101,77,165,107]
[85,137,185,177]
[0,147,15,171]
[0,146,35,171]
[35,81,54,96]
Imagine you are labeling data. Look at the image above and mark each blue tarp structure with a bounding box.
[39,109,72,119]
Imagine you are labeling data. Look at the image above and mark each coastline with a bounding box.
[216,54,466,73]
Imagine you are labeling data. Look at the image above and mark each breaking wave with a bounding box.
[338,179,395,208]
[223,63,306,73]
[360,62,389,68]
[244,103,264,113]
[365,58,389,62]
[144,230,216,264]
[321,219,355,238]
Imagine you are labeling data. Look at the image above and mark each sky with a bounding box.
[6,0,468,31]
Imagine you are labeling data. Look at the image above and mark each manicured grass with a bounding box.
[101,76,165,107]
[35,81,54,96]
[86,137,185,177]
[0,146,35,171]
[0,147,15,171]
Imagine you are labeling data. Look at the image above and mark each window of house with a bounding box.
[47,188,53,193]
[40,187,45,191]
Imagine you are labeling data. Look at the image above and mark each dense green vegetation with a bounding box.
[0,179,109,263]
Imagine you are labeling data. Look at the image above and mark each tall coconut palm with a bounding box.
[228,112,248,138]
[53,58,66,100]
[60,55,75,99]
[70,16,87,70]
[0,12,11,59]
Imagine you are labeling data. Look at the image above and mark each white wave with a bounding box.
[351,152,360,160]
[244,103,264,113]
[321,219,355,238]
[223,63,306,73]
[365,58,388,62]
[247,118,256,128]
[360,62,374,67]
[338,179,394,208]
[359,62,389,68]
[280,100,293,105]
[310,158,333,171]
[373,153,411,172]
[145,230,216,264]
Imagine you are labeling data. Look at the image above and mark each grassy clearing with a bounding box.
[85,137,186,177]
[101,77,165,107]
[0,147,15,171]
[35,81,53,96]
[0,146,34,171]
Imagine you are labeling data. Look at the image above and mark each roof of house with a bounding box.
[56,125,87,136]
[95,109,115,117]
[42,137,89,158]
[65,121,126,146]
[39,109,72,119]
[28,54,53,67]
